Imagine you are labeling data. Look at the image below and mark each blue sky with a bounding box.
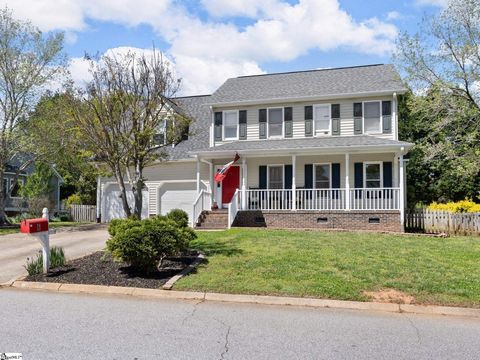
[2,0,446,95]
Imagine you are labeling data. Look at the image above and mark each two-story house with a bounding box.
[98,64,413,231]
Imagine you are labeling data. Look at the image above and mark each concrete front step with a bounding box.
[195,210,229,230]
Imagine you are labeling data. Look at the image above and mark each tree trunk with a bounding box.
[133,163,144,219]
[114,166,132,218]
[0,171,9,225]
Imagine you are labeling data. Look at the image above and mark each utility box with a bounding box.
[20,219,49,234]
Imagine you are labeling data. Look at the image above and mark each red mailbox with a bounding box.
[20,218,49,234]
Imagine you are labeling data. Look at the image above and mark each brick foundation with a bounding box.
[233,210,402,232]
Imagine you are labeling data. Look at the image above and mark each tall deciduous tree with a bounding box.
[0,8,64,224]
[395,0,480,204]
[67,49,190,219]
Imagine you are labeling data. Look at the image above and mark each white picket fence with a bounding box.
[405,209,480,235]
[70,204,97,223]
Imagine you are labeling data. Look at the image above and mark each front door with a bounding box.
[220,166,240,207]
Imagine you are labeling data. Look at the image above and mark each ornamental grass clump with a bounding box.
[106,209,196,274]
[24,247,66,275]
[428,199,480,213]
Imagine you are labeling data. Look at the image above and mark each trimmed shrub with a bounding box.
[166,208,189,227]
[428,199,480,213]
[65,194,82,209]
[106,215,196,273]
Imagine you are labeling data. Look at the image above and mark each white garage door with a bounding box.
[102,184,149,222]
[159,182,197,223]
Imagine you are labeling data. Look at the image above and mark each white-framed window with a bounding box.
[314,163,331,189]
[223,110,239,140]
[363,101,382,134]
[267,165,284,189]
[364,162,382,188]
[9,178,25,198]
[267,107,283,138]
[153,119,168,145]
[313,104,331,136]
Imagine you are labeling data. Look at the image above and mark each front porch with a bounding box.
[192,146,408,231]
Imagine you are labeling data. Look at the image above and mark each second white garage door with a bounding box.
[158,182,197,222]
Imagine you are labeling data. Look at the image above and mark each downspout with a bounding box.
[393,92,398,141]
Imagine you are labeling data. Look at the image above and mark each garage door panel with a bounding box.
[102,185,148,222]
[159,182,196,223]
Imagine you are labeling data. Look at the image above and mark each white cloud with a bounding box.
[1,0,399,94]
[386,11,401,20]
[415,0,448,7]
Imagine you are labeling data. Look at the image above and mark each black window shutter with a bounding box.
[259,109,267,139]
[304,164,313,188]
[353,103,363,117]
[284,107,293,138]
[383,162,392,187]
[353,103,363,135]
[354,162,363,188]
[331,104,340,136]
[304,106,313,137]
[239,110,247,140]
[284,165,293,189]
[259,166,267,189]
[214,112,223,141]
[332,163,341,188]
[382,101,392,116]
[382,101,392,134]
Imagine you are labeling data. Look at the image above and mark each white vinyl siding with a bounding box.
[212,96,395,144]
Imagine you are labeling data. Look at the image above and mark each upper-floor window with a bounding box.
[363,101,382,134]
[268,108,283,138]
[9,178,24,198]
[314,164,331,189]
[364,162,382,188]
[223,110,238,140]
[314,104,330,136]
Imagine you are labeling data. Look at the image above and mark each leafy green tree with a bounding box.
[0,8,64,224]
[19,162,53,200]
[395,0,480,205]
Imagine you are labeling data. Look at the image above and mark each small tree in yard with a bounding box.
[67,48,190,219]
[395,0,480,203]
[0,9,65,224]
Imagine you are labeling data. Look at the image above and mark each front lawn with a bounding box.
[175,229,480,307]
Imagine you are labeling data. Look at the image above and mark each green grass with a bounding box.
[175,229,480,307]
[0,221,89,236]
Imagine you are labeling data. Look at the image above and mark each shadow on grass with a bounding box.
[191,240,243,257]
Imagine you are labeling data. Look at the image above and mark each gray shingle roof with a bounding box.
[193,136,413,154]
[162,95,211,160]
[209,64,407,105]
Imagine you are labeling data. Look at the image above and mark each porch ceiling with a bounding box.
[191,135,413,158]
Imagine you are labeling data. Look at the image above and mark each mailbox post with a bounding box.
[20,208,50,273]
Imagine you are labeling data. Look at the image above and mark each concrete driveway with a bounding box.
[0,226,109,283]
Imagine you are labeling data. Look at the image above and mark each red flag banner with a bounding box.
[214,153,240,183]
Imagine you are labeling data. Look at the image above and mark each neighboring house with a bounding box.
[3,157,64,215]
[98,64,414,231]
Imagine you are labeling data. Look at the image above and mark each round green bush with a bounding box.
[106,215,196,273]
[166,208,189,228]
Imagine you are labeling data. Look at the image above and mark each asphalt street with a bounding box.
[0,288,479,359]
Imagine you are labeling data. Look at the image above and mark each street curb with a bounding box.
[6,281,480,318]
[162,253,205,290]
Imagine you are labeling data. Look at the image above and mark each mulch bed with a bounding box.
[25,250,199,289]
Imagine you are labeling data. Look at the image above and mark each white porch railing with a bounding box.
[240,188,400,211]
[350,188,400,210]
[244,189,293,210]
[192,189,212,226]
[296,189,346,210]
[228,189,240,228]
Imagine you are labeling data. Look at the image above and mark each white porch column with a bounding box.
[209,162,214,205]
[241,158,247,210]
[393,153,399,187]
[399,154,405,229]
[345,153,350,210]
[292,155,296,211]
[196,157,201,193]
